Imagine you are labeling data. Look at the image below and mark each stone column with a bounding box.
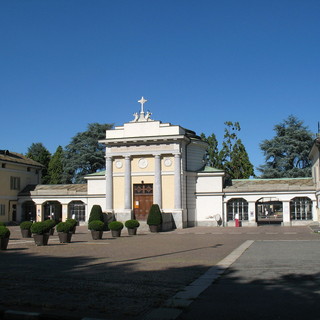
[62,204,68,222]
[248,201,257,226]
[312,199,318,222]
[106,156,113,212]
[174,153,182,210]
[154,154,162,208]
[36,204,42,222]
[223,200,228,227]
[124,156,132,210]
[282,201,291,226]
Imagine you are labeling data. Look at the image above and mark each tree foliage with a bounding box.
[47,146,64,184]
[62,123,113,183]
[26,142,51,184]
[258,115,313,178]
[202,121,254,179]
[228,139,255,179]
[200,132,222,168]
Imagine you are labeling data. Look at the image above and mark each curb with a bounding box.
[142,240,255,320]
[0,308,108,320]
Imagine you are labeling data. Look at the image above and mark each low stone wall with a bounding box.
[161,212,175,231]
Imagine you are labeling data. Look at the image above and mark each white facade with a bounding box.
[11,100,320,228]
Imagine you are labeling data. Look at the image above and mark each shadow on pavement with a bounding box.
[178,267,320,320]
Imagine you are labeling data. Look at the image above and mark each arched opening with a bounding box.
[68,201,86,222]
[43,201,62,222]
[227,198,248,221]
[256,198,283,225]
[22,201,36,221]
[290,197,312,221]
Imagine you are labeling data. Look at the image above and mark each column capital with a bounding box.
[124,155,131,160]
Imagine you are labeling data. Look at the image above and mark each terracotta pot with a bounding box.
[91,230,103,240]
[111,229,121,237]
[21,229,32,238]
[127,228,137,236]
[33,233,50,246]
[0,237,9,250]
[58,232,72,243]
[149,225,160,233]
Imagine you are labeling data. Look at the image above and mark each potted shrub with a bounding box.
[20,221,33,238]
[147,204,162,233]
[89,205,104,223]
[56,222,73,243]
[66,218,77,234]
[108,221,124,237]
[0,226,10,250]
[43,219,56,235]
[31,221,51,246]
[0,222,5,227]
[125,219,140,235]
[88,220,104,240]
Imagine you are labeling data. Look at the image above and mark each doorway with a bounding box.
[133,184,153,220]
[256,199,283,225]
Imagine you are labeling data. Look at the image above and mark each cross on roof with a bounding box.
[138,96,147,114]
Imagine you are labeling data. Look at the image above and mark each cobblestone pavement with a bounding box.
[0,225,319,319]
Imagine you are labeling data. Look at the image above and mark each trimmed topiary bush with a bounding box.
[0,226,10,238]
[108,221,124,231]
[66,218,77,228]
[125,219,140,229]
[20,221,33,230]
[89,205,104,223]
[88,220,105,231]
[31,222,51,235]
[56,222,73,233]
[147,204,162,226]
[43,219,56,229]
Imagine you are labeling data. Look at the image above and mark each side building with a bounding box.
[0,150,43,223]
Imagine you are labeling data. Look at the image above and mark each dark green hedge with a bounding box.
[89,205,104,223]
[88,220,105,231]
[147,204,162,226]
[56,222,73,233]
[20,221,33,230]
[31,222,51,235]
[108,221,124,231]
[66,218,77,228]
[0,226,10,238]
[125,219,140,229]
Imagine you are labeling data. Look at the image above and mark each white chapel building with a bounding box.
[13,98,320,228]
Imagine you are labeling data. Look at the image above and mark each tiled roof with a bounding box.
[0,150,43,168]
[86,171,105,176]
[19,184,87,196]
[224,178,315,192]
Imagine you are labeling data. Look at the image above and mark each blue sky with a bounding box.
[1,0,319,173]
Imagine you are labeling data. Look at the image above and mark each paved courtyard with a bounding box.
[0,225,319,319]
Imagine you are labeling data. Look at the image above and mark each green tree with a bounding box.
[202,122,254,179]
[228,139,255,179]
[219,121,241,168]
[26,143,51,184]
[200,133,222,168]
[62,123,113,183]
[258,115,313,178]
[220,122,254,179]
[47,146,64,184]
